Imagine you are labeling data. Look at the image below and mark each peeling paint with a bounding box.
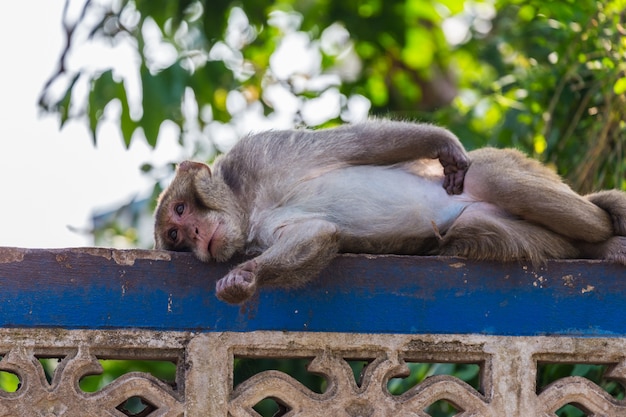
[448,262,466,269]
[581,285,595,294]
[79,247,114,261]
[112,251,139,266]
[562,274,575,288]
[56,254,73,269]
[79,248,172,265]
[117,250,172,265]
[0,247,25,264]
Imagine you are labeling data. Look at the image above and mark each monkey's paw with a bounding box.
[215,264,258,304]
[601,236,626,266]
[441,149,469,195]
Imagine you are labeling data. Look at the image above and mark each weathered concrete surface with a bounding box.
[0,330,624,416]
[0,248,625,415]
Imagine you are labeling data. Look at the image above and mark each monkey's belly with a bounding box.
[287,165,471,252]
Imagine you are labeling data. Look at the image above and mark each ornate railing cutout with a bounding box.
[0,341,184,417]
[229,346,489,416]
[537,361,626,417]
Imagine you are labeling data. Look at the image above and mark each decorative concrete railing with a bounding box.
[0,247,625,416]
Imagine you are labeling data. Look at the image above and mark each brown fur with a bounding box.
[154,120,626,304]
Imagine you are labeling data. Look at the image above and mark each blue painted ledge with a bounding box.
[0,247,624,336]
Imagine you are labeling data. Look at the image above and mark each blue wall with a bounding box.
[0,249,624,336]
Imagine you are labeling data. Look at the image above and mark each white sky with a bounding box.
[0,1,178,248]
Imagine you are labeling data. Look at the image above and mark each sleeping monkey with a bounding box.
[154,120,626,304]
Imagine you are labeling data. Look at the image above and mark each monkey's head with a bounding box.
[154,161,246,263]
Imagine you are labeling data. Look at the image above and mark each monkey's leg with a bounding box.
[438,203,579,265]
[215,219,339,304]
[465,148,613,242]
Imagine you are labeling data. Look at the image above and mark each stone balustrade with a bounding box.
[0,248,624,416]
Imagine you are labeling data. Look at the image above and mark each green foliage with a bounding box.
[40,0,625,191]
[458,0,626,193]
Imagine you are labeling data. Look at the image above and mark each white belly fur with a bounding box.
[284,165,471,239]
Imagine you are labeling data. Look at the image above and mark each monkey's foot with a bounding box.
[216,263,258,304]
[610,213,626,236]
[600,237,626,265]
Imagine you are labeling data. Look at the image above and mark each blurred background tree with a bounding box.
[39,0,625,248]
[33,1,626,415]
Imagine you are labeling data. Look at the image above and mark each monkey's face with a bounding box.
[154,161,245,263]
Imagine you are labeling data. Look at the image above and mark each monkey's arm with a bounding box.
[215,219,339,304]
[320,120,469,194]
[220,120,469,195]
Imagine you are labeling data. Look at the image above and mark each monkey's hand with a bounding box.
[215,260,258,304]
[440,147,469,195]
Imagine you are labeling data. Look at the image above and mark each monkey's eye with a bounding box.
[168,229,178,242]
[174,203,185,216]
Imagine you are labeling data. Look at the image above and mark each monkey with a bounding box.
[154,120,626,304]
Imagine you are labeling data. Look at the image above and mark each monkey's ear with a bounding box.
[178,160,211,176]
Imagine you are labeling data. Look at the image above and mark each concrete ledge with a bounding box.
[0,247,624,336]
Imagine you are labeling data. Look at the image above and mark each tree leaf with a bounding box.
[88,69,136,146]
[57,73,80,129]
[88,70,116,145]
[118,82,136,148]
[140,63,188,147]
[613,77,626,95]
